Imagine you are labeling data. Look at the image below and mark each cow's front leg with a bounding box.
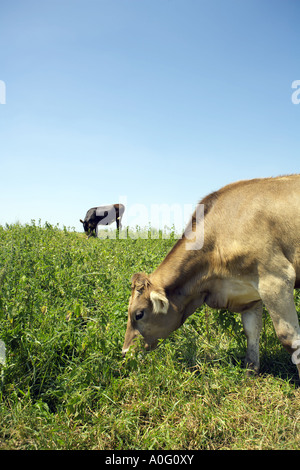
[242,301,263,374]
[258,266,300,380]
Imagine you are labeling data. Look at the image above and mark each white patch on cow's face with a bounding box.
[150,290,169,314]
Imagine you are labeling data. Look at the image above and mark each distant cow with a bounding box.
[122,175,300,379]
[80,204,125,238]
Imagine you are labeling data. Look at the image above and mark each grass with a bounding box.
[0,221,299,450]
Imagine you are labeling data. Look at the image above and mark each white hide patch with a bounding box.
[150,291,169,314]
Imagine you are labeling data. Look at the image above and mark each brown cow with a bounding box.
[122,175,300,377]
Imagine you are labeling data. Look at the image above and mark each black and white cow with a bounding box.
[80,204,125,238]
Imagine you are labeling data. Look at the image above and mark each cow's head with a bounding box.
[122,272,182,356]
[80,219,89,233]
[80,218,97,236]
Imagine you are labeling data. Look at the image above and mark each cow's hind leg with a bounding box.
[258,267,300,379]
[242,301,263,374]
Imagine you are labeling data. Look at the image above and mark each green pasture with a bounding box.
[0,222,299,450]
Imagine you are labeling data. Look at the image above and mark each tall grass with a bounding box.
[0,222,299,450]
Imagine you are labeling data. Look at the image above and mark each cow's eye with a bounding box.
[135,310,144,321]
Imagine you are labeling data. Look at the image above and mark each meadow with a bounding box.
[0,221,299,450]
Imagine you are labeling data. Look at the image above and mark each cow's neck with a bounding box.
[151,236,211,294]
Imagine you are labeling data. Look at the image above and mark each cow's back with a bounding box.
[202,175,300,278]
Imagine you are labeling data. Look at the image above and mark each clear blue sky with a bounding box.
[1,0,299,232]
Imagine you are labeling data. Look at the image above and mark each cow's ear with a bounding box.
[150,290,169,314]
[80,219,84,224]
[131,272,151,294]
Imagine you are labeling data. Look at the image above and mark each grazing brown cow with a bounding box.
[80,204,125,238]
[122,175,300,378]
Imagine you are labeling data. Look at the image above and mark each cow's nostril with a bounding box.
[122,348,128,358]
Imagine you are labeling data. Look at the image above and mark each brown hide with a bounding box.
[122,175,300,377]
